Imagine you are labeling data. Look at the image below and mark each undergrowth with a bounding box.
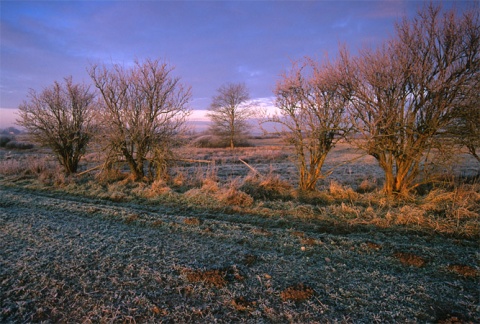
[1,163,478,238]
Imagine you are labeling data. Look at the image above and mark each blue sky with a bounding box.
[0,0,473,128]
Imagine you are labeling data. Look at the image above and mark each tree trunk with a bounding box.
[394,161,412,195]
[60,153,78,175]
[123,149,144,181]
[129,164,143,181]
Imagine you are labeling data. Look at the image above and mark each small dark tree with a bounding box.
[207,82,256,149]
[17,77,96,174]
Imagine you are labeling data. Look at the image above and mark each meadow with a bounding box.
[0,136,479,323]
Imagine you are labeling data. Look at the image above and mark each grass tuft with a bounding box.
[447,264,478,278]
[241,172,293,201]
[184,217,202,226]
[280,283,315,302]
[393,252,427,267]
[329,181,359,201]
[184,268,227,287]
[229,296,257,312]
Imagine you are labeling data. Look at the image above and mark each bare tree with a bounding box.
[89,59,191,181]
[207,82,256,149]
[17,77,96,175]
[448,80,480,163]
[338,3,479,195]
[272,58,350,191]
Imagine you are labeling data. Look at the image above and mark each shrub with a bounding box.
[0,136,12,147]
[240,173,293,201]
[95,168,128,185]
[217,186,254,207]
[329,181,358,201]
[5,141,34,150]
[356,178,378,193]
[297,190,333,205]
[0,160,23,176]
[191,134,252,148]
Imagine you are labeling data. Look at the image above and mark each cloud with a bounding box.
[237,65,263,77]
[3,0,462,111]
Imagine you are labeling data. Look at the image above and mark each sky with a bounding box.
[0,0,473,129]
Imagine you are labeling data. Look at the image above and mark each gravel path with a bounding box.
[1,186,478,323]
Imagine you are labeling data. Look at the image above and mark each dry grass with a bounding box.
[229,296,257,312]
[329,180,359,201]
[447,264,479,278]
[183,268,228,287]
[217,185,254,207]
[184,217,202,226]
[280,283,315,302]
[365,241,382,250]
[240,172,293,201]
[393,252,427,267]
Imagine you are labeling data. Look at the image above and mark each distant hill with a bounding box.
[0,127,22,135]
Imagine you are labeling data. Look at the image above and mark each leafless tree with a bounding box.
[272,58,350,191]
[17,77,96,174]
[448,79,480,163]
[89,59,191,181]
[338,3,479,195]
[207,82,256,149]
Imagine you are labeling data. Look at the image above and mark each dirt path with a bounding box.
[1,186,478,323]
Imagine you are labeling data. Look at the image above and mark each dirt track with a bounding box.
[1,186,478,323]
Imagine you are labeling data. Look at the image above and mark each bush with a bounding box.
[218,186,254,207]
[0,136,12,147]
[191,134,252,148]
[356,178,378,193]
[240,173,293,201]
[5,141,34,150]
[297,190,333,205]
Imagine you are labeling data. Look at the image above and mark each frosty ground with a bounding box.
[1,185,478,323]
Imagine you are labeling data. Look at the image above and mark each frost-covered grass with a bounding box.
[1,186,479,323]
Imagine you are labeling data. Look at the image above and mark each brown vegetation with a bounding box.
[184,268,228,287]
[393,252,427,268]
[447,264,478,278]
[280,284,315,302]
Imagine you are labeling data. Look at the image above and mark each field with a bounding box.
[1,138,479,323]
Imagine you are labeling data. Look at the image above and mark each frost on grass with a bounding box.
[0,186,479,323]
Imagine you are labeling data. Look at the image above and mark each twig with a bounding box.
[77,164,103,176]
[172,158,212,164]
[239,159,264,179]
